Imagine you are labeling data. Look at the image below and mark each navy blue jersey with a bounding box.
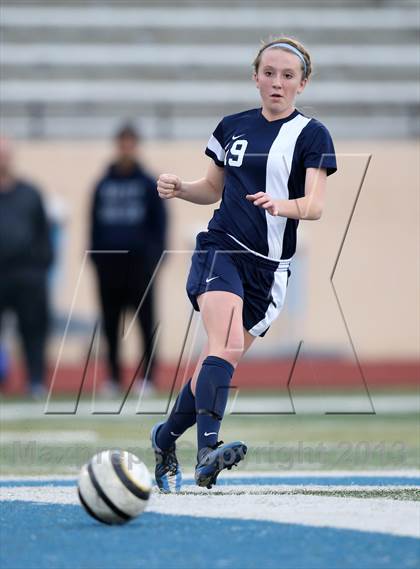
[205,108,337,261]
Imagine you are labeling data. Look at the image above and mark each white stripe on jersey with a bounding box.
[227,232,291,268]
[207,134,225,163]
[248,269,289,336]
[265,115,311,260]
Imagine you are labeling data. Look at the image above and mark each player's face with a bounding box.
[254,49,307,119]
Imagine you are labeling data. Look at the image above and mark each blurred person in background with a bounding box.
[90,124,167,397]
[0,137,53,399]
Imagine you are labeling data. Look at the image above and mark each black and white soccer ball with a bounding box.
[78,449,152,525]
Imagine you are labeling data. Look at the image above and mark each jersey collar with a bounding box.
[259,108,301,125]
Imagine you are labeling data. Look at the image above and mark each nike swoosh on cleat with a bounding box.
[204,432,218,436]
[232,134,245,140]
[170,431,181,436]
[205,276,219,283]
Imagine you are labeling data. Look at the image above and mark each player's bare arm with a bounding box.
[157,161,224,205]
[246,167,327,220]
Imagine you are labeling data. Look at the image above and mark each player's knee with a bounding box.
[207,324,244,366]
[212,339,244,366]
[218,350,242,367]
[207,348,242,367]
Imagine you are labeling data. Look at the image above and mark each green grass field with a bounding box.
[1,391,418,476]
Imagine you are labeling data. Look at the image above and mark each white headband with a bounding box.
[266,43,307,76]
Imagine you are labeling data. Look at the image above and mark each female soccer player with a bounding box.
[151,37,337,491]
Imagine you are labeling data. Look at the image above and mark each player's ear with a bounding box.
[296,77,308,95]
[253,72,259,89]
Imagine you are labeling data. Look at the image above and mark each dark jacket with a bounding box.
[0,180,53,278]
[90,162,167,271]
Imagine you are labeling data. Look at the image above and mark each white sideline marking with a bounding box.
[0,487,77,505]
[1,484,419,538]
[175,484,420,493]
[149,492,420,538]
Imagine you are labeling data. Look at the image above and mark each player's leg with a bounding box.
[151,321,205,492]
[196,260,288,487]
[156,328,255,452]
[193,290,252,487]
[191,328,255,392]
[151,297,253,492]
[153,342,210,452]
[156,290,244,455]
[154,377,196,453]
[150,369,195,492]
[152,232,245,491]
[194,290,244,450]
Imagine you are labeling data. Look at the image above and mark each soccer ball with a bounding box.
[78,449,152,525]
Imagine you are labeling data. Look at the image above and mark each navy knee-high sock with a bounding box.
[195,355,234,452]
[156,379,196,450]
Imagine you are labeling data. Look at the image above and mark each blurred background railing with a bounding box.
[2,1,419,140]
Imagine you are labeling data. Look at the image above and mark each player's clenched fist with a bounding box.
[157,174,182,200]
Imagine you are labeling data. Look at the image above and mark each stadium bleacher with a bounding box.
[1,1,419,139]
